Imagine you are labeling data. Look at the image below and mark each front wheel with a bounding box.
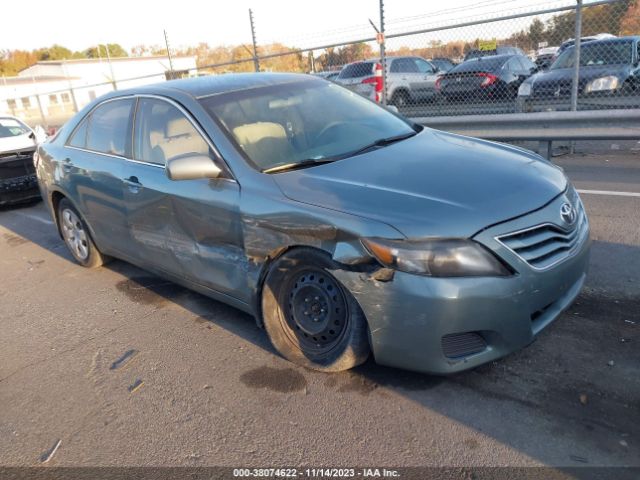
[261,248,370,372]
[57,198,108,268]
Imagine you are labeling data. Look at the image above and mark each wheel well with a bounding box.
[392,88,410,98]
[50,191,65,235]
[254,245,334,328]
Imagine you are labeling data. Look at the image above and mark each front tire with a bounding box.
[261,248,370,372]
[57,198,108,268]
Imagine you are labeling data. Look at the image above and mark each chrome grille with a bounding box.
[497,202,588,270]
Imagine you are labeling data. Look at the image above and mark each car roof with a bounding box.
[563,36,639,50]
[109,72,316,100]
[464,53,520,62]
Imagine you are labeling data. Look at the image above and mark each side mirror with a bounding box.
[166,154,222,181]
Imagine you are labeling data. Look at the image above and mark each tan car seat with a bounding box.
[232,122,294,168]
[158,117,209,162]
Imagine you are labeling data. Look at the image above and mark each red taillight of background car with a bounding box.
[477,72,498,87]
[361,63,384,102]
[435,76,443,91]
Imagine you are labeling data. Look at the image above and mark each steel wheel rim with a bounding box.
[61,208,89,261]
[284,268,349,353]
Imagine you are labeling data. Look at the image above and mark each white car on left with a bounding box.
[0,116,46,206]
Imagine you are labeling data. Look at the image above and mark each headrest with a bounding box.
[166,117,193,138]
[233,122,286,145]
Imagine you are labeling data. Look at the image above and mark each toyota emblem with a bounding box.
[560,203,577,225]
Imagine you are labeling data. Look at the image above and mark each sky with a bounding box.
[2,0,585,53]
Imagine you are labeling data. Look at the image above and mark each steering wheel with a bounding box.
[314,121,350,144]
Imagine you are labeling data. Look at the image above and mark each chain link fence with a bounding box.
[1,0,637,129]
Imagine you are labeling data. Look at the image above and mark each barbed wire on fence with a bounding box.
[2,0,637,128]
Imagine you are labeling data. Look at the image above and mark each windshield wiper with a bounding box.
[347,131,418,157]
[262,158,336,174]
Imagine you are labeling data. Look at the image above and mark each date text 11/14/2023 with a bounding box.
[232,468,400,478]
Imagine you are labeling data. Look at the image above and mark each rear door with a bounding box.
[389,58,422,101]
[125,96,244,298]
[63,98,135,256]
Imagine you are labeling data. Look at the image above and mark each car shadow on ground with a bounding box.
[1,205,639,471]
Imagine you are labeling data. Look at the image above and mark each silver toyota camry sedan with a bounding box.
[35,73,590,374]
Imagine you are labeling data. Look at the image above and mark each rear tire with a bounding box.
[390,90,410,108]
[261,248,370,372]
[57,198,108,268]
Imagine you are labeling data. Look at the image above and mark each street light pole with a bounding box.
[101,44,117,90]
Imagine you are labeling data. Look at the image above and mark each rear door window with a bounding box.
[84,99,135,156]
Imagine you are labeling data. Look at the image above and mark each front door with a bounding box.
[413,58,439,99]
[124,96,244,300]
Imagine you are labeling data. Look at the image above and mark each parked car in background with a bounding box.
[0,116,46,206]
[436,54,537,101]
[463,45,525,62]
[35,73,591,375]
[430,57,457,73]
[518,36,640,112]
[535,46,560,70]
[312,70,340,82]
[335,56,439,106]
[554,33,617,59]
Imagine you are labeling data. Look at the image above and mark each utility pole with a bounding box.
[379,0,387,105]
[164,29,175,76]
[249,9,260,72]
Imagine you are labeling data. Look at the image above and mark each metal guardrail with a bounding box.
[417,109,640,158]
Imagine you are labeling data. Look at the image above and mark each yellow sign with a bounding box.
[478,39,498,51]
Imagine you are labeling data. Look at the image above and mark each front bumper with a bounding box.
[0,173,41,206]
[334,190,590,375]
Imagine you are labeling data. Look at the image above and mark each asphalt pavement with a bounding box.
[0,146,638,474]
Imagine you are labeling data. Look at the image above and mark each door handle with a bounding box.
[124,176,143,193]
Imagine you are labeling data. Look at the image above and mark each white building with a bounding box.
[0,55,197,127]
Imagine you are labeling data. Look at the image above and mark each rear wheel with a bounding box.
[261,248,370,372]
[57,198,108,268]
[390,90,411,108]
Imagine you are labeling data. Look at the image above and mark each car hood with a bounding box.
[0,133,36,154]
[273,129,567,238]
[526,64,631,87]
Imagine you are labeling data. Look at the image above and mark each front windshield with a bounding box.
[199,79,417,172]
[0,118,30,138]
[551,41,633,70]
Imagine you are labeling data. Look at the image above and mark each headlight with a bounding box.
[518,82,532,96]
[361,238,512,277]
[584,75,619,93]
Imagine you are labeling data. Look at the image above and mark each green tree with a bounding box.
[85,43,128,59]
[34,44,77,61]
